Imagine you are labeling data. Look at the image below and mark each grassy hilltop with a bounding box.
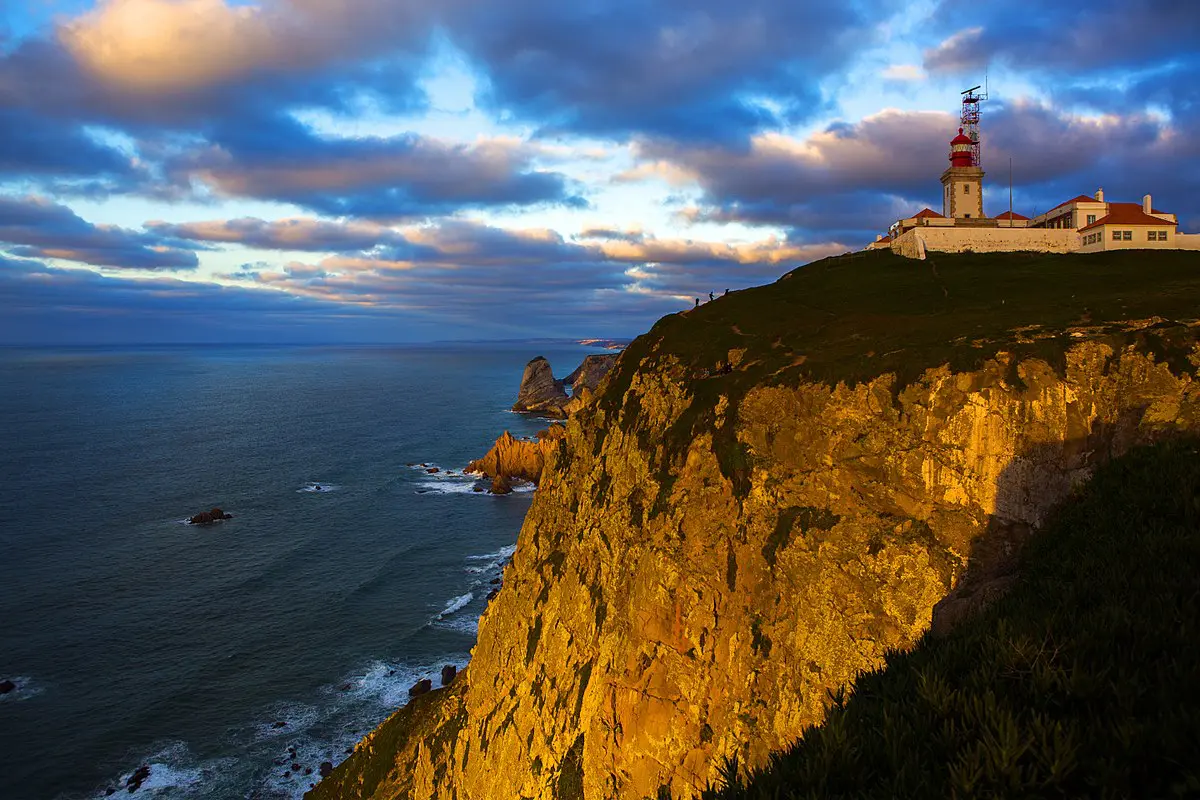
[600,249,1200,501]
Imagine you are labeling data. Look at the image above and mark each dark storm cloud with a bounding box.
[163,115,585,218]
[0,195,199,269]
[924,1,1200,76]
[0,257,443,344]
[0,107,138,184]
[443,0,892,141]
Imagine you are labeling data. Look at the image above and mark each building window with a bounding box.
[1148,231,1157,241]
[1112,230,1121,240]
[1122,231,1133,241]
[964,184,970,194]
[964,213,971,218]
[1087,214,1097,225]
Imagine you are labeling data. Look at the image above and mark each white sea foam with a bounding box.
[253,702,321,741]
[413,478,487,496]
[297,482,339,493]
[437,615,482,635]
[438,592,474,618]
[467,544,517,562]
[0,676,42,702]
[464,544,516,574]
[97,742,236,798]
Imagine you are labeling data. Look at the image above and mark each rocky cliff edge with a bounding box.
[310,249,1200,800]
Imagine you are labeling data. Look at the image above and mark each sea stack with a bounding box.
[511,356,569,416]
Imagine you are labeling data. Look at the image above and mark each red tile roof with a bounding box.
[1048,194,1102,212]
[1078,202,1178,232]
[912,208,944,219]
[993,210,1029,220]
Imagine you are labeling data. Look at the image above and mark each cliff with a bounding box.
[310,249,1200,800]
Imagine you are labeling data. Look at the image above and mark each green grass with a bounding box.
[681,438,1200,799]
[597,249,1200,499]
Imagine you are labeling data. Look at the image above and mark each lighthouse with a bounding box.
[941,127,985,219]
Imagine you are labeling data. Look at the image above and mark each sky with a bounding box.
[0,0,1197,344]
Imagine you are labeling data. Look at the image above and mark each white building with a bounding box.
[872,115,1198,259]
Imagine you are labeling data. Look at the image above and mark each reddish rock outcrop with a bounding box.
[467,427,565,487]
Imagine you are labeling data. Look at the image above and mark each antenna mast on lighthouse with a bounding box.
[960,83,987,167]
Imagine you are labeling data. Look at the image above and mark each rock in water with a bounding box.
[441,665,457,686]
[408,679,432,698]
[126,765,150,793]
[0,679,14,694]
[511,356,569,416]
[189,507,232,524]
[319,762,334,778]
[489,474,512,495]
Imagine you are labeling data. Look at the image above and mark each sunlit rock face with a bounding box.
[310,332,1200,800]
[513,356,571,417]
[467,428,566,486]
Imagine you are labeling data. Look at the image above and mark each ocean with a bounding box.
[0,342,598,799]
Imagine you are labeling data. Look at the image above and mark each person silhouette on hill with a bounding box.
[694,298,700,308]
[709,291,715,301]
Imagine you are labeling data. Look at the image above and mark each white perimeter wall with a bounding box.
[1177,233,1200,251]
[891,228,1079,259]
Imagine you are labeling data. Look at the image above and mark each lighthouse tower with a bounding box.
[941,128,985,219]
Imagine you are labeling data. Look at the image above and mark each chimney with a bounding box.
[1095,188,1104,202]
[1143,194,1152,214]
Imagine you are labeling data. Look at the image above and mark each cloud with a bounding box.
[148,217,410,252]
[179,216,848,321]
[0,195,199,269]
[881,64,926,82]
[922,27,986,75]
[445,0,891,141]
[632,99,1198,240]
[161,117,584,217]
[58,0,433,96]
[0,107,139,183]
[925,2,1200,75]
[0,257,443,344]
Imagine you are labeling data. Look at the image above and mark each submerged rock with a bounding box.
[126,765,150,793]
[0,679,14,694]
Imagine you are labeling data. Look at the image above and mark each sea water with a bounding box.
[0,342,598,799]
